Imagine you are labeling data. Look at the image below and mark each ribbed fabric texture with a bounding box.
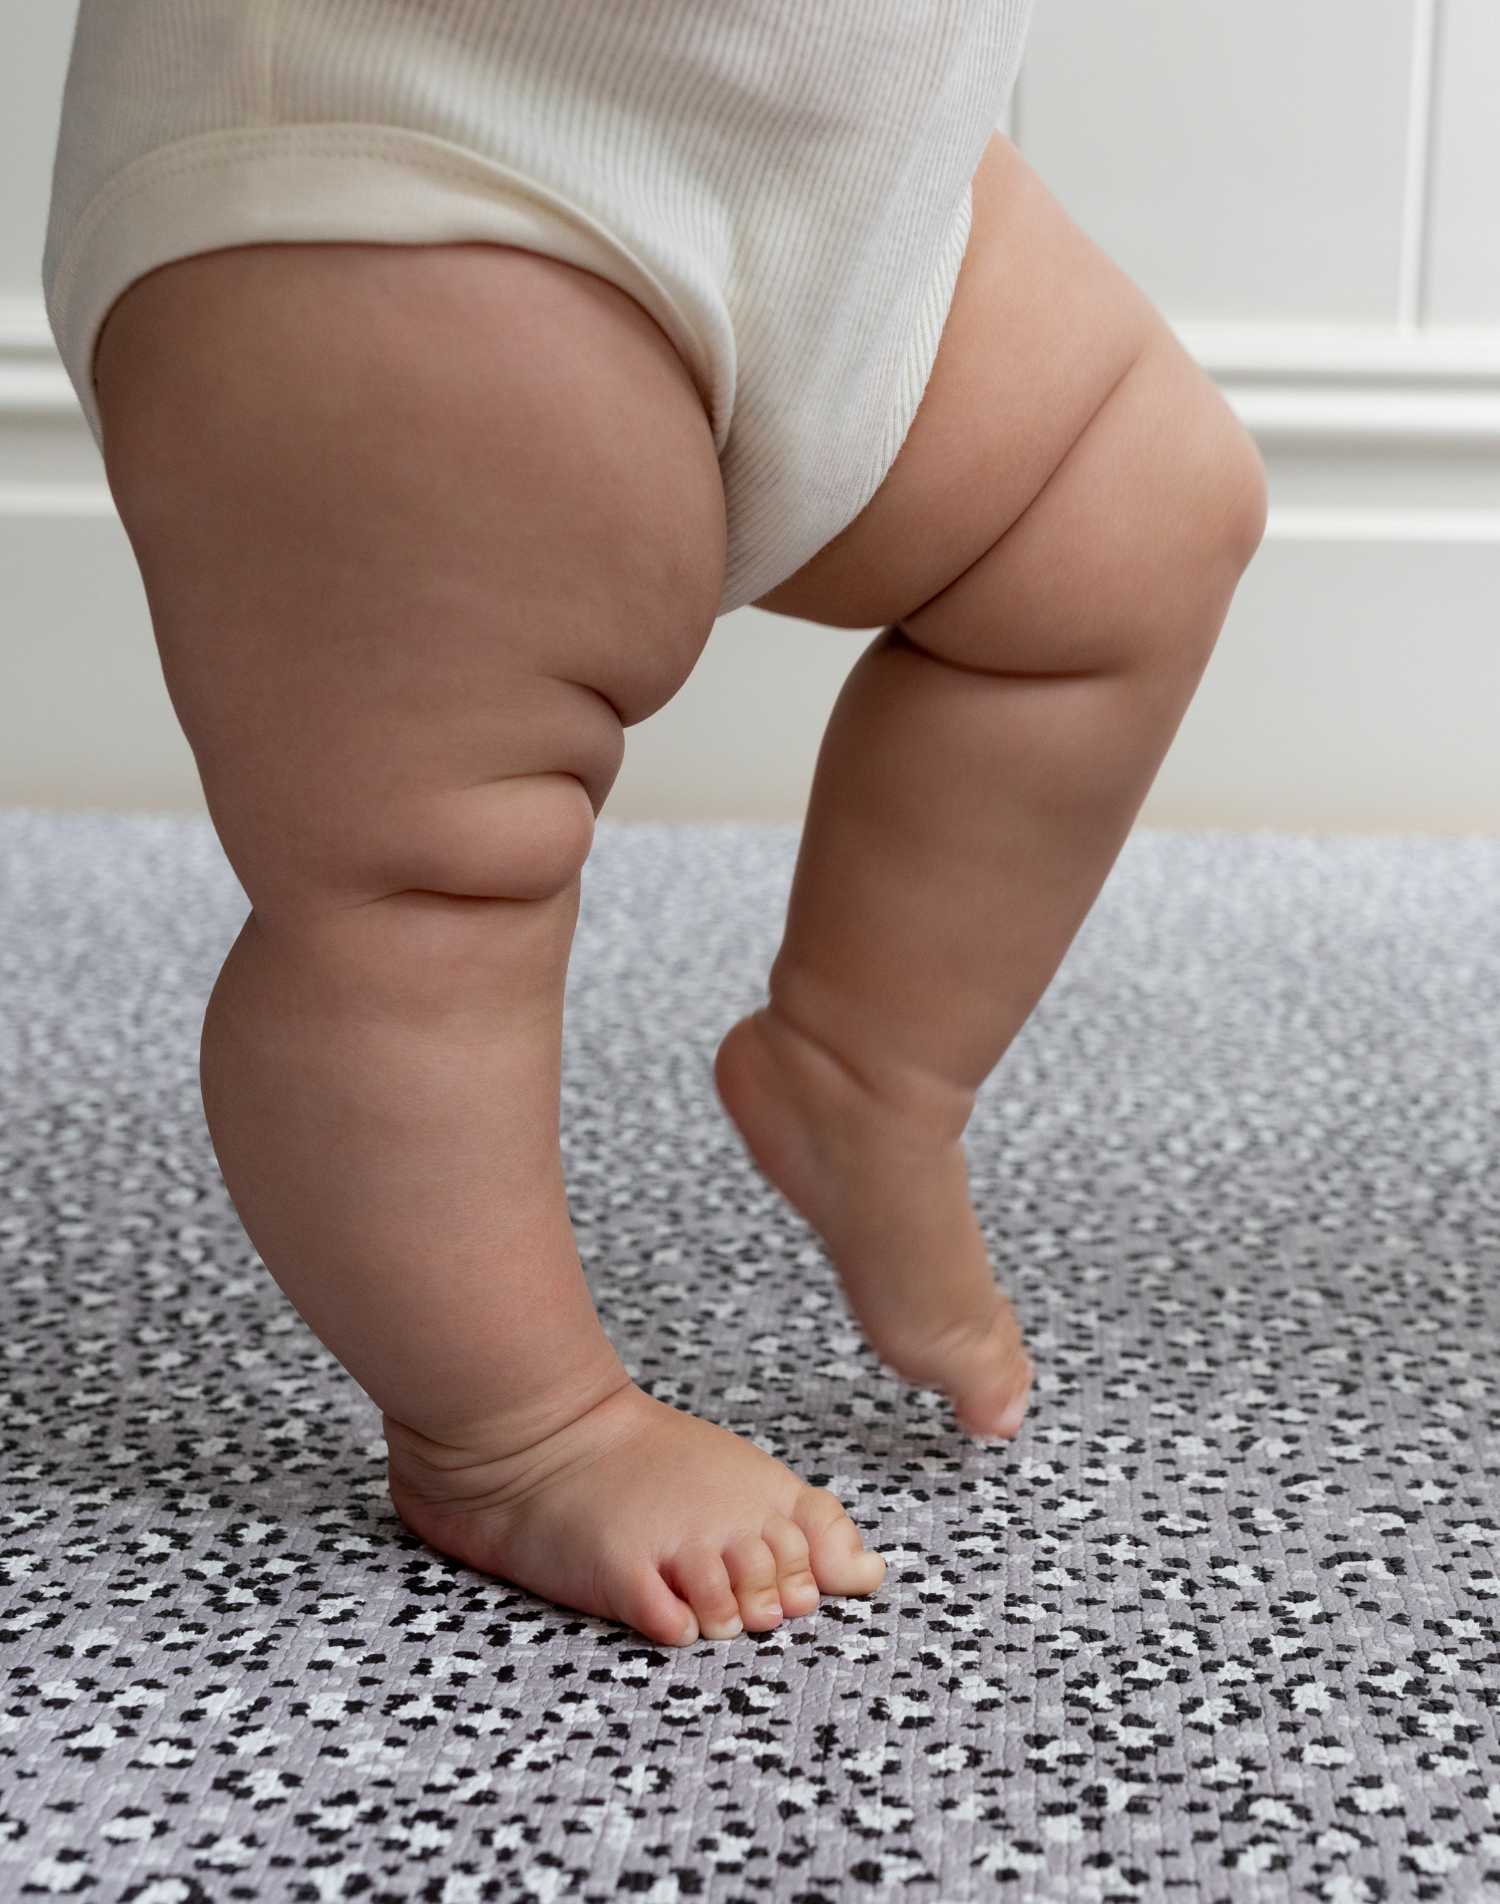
[46,0,1032,609]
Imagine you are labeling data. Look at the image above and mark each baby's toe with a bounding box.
[613,1563,701,1649]
[763,1514,820,1617]
[950,1312,1033,1440]
[996,1356,1036,1437]
[723,1534,785,1632]
[672,1547,744,1641]
[968,1355,1034,1440]
[799,1489,886,1598]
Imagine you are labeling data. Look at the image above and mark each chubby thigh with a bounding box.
[95,242,728,923]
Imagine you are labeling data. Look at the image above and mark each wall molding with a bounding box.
[0,481,115,517]
[1266,505,1500,543]
[1176,321,1500,447]
[5,294,1500,449]
[0,296,74,416]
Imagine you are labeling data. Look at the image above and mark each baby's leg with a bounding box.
[719,139,1267,1436]
[97,243,883,1645]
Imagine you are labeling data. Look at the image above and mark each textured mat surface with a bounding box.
[3,814,1500,1903]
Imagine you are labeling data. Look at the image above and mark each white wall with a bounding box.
[1427,0,1500,323]
[1017,0,1417,324]
[2,1,1499,827]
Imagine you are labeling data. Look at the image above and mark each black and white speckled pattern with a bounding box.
[3,813,1500,1902]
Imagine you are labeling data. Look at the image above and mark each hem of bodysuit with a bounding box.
[723,183,975,614]
[880,184,974,490]
[44,121,729,451]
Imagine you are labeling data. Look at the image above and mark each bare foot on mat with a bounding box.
[716,1007,1033,1440]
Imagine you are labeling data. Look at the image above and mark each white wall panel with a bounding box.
[606,612,870,823]
[1142,531,1500,832]
[0,4,76,298]
[1017,0,1414,323]
[0,512,202,811]
[1426,0,1500,325]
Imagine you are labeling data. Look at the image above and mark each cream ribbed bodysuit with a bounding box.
[45,0,1033,611]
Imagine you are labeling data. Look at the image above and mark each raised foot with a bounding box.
[385,1383,885,1646]
[715,1007,1033,1439]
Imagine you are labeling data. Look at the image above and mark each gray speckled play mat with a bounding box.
[3,814,1500,1903]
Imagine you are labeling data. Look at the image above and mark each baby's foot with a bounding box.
[715,1007,1032,1439]
[385,1382,885,1645]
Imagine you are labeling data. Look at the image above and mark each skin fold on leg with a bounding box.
[95,242,884,1647]
[718,136,1268,1437]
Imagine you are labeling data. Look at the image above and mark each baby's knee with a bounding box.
[1174,364,1267,584]
[1046,341,1266,683]
[1138,343,1267,635]
[246,767,604,959]
[368,770,601,911]
[901,332,1264,683]
[404,770,600,905]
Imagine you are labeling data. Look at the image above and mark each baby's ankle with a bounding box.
[381,1363,633,1493]
[744,996,975,1144]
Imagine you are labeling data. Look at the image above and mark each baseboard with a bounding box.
[0,481,115,517]
[1265,505,1500,542]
